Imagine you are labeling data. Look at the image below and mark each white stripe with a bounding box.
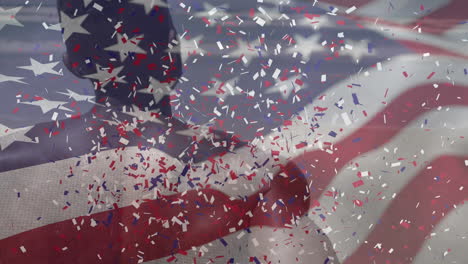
[142,214,338,263]
[413,202,468,264]
[356,0,451,24]
[308,107,468,262]
[0,144,283,239]
[361,21,468,56]
[260,54,468,157]
[317,0,452,24]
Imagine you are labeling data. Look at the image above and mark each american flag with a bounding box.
[1,0,467,263]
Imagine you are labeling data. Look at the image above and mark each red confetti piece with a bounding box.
[353,180,364,188]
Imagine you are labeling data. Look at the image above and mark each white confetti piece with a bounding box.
[272,68,281,79]
[119,137,129,145]
[252,238,259,247]
[254,17,266,27]
[20,246,26,253]
[377,62,382,71]
[341,112,352,126]
[322,226,332,234]
[208,8,217,16]
[346,6,357,14]
[93,3,103,11]
[51,112,58,121]
[321,74,327,82]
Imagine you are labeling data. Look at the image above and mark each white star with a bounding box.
[57,89,95,102]
[43,22,61,31]
[176,123,213,141]
[0,6,23,31]
[59,11,90,42]
[228,39,262,66]
[296,14,333,30]
[105,33,147,62]
[83,64,127,84]
[0,123,33,150]
[125,105,165,125]
[202,76,243,100]
[103,118,136,132]
[256,4,282,22]
[82,0,93,7]
[21,98,72,114]
[265,79,298,99]
[0,73,27,84]
[130,0,168,14]
[17,58,61,76]
[194,3,230,26]
[138,76,174,104]
[173,34,207,65]
[285,34,324,62]
[342,39,372,63]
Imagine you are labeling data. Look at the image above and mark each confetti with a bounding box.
[1,0,468,263]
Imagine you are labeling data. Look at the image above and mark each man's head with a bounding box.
[57,0,182,114]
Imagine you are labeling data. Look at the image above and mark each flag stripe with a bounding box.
[409,0,468,35]
[0,145,276,239]
[313,107,468,261]
[344,155,468,263]
[2,0,468,263]
[0,166,310,263]
[3,81,468,262]
[412,203,468,264]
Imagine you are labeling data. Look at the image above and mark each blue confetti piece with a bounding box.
[103,212,113,226]
[172,239,179,249]
[253,256,261,264]
[352,93,361,105]
[187,181,194,188]
[181,164,190,176]
[219,238,228,247]
[314,60,323,71]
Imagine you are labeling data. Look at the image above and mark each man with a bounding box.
[0,0,338,263]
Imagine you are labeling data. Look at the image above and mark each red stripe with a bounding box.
[344,155,468,264]
[339,0,467,35]
[317,0,373,8]
[291,82,468,201]
[2,83,468,263]
[398,39,468,60]
[0,173,310,263]
[409,0,468,35]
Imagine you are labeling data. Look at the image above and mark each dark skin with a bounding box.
[0,0,242,171]
[0,0,339,262]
